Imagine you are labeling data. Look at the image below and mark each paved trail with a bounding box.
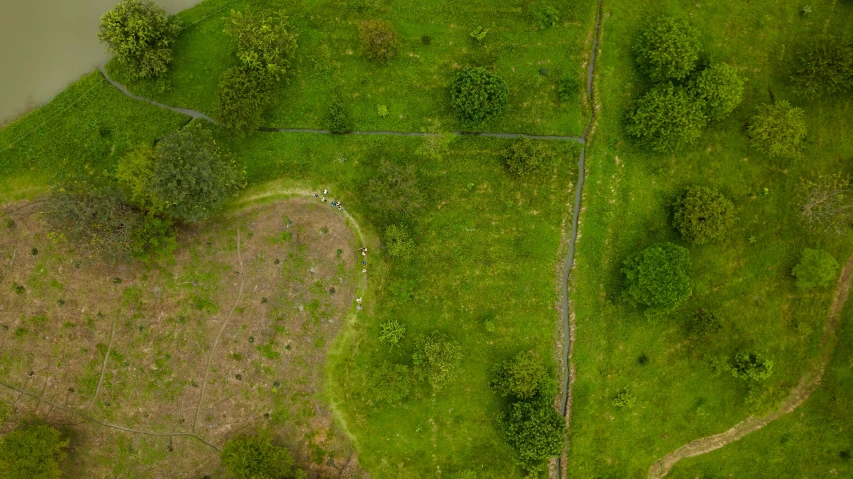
[647,253,853,478]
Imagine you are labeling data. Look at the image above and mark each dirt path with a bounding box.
[647,253,853,478]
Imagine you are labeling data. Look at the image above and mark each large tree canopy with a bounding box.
[626,83,707,152]
[622,242,692,318]
[98,0,181,79]
[672,186,736,244]
[451,67,509,124]
[635,16,701,82]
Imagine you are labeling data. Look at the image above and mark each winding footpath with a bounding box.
[648,253,853,478]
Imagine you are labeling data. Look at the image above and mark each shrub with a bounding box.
[539,6,559,29]
[792,248,840,291]
[799,173,853,236]
[218,66,273,135]
[503,137,552,176]
[791,35,853,98]
[622,242,692,318]
[115,145,162,210]
[149,124,246,222]
[635,16,701,82]
[748,101,807,159]
[672,186,735,244]
[731,351,773,382]
[363,161,426,222]
[326,98,351,133]
[97,0,181,79]
[412,331,463,392]
[469,26,488,43]
[689,63,745,121]
[626,83,707,152]
[558,74,582,103]
[612,388,636,409]
[378,320,406,348]
[0,423,69,479]
[498,399,565,472]
[490,351,547,400]
[384,224,416,260]
[370,362,411,406]
[451,67,509,124]
[359,19,398,62]
[221,433,302,479]
[225,10,298,84]
[690,308,722,337]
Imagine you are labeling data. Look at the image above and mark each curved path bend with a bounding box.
[648,253,853,478]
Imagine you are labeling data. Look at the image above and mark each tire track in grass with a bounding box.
[85,314,117,410]
[647,253,853,478]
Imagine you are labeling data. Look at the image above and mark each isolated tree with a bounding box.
[799,173,853,236]
[490,351,547,400]
[218,66,273,134]
[672,186,735,244]
[412,331,463,392]
[626,83,707,152]
[98,0,181,79]
[731,351,773,382]
[499,398,565,472]
[378,319,406,348]
[791,35,853,98]
[622,242,692,318]
[792,248,840,291]
[384,224,416,260]
[690,308,722,337]
[635,16,701,82]
[689,63,745,121]
[451,67,509,124]
[370,362,412,406]
[221,433,302,479]
[502,137,552,176]
[149,124,246,222]
[0,423,69,479]
[748,101,807,159]
[359,19,399,62]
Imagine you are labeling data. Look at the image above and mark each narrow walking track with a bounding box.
[647,253,853,478]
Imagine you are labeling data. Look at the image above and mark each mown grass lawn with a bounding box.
[105,0,597,136]
[568,0,853,476]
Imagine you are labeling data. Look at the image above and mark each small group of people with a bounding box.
[314,189,344,211]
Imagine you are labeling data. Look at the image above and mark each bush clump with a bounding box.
[490,350,547,400]
[451,67,509,124]
[672,186,735,244]
[622,242,692,318]
[791,35,853,98]
[0,423,69,479]
[792,248,840,291]
[748,101,807,159]
[370,362,412,406]
[359,19,399,62]
[498,384,565,472]
[98,0,182,79]
[326,98,352,133]
[626,83,707,152]
[689,308,722,337]
[218,66,273,134]
[612,388,636,410]
[378,320,406,349]
[689,63,745,121]
[384,224,416,260]
[502,137,552,176]
[412,331,463,392]
[634,16,701,82]
[221,433,303,479]
[731,351,773,382]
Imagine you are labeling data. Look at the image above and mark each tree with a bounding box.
[634,16,701,82]
[689,308,722,337]
[0,423,69,479]
[370,362,412,406]
[611,388,636,410]
[451,67,509,124]
[363,161,426,222]
[358,19,399,62]
[502,137,552,176]
[149,124,246,222]
[799,173,853,236]
[498,399,565,472]
[672,186,735,244]
[622,242,692,318]
[490,351,547,400]
[412,331,463,392]
[791,35,853,98]
[626,83,707,152]
[218,66,273,134]
[98,0,181,79]
[731,351,773,382]
[748,101,807,159]
[384,224,416,260]
[792,248,840,291]
[115,145,163,210]
[221,433,302,479]
[689,63,745,121]
[378,320,406,348]
[326,98,351,133]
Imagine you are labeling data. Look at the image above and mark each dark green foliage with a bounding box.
[690,308,722,337]
[498,397,565,472]
[539,6,559,29]
[363,161,426,222]
[792,248,840,291]
[326,99,351,133]
[451,67,509,124]
[612,388,636,409]
[218,66,273,134]
[732,351,774,381]
[622,242,692,318]
[635,16,701,82]
[221,433,302,479]
[626,83,707,152]
[378,319,406,348]
[689,63,745,121]
[412,331,463,392]
[791,35,853,98]
[748,101,807,159]
[384,224,416,260]
[502,137,552,176]
[558,74,582,103]
[672,186,735,244]
[149,124,246,222]
[97,0,181,79]
[370,362,412,406]
[359,19,399,62]
[490,351,547,400]
[0,423,69,479]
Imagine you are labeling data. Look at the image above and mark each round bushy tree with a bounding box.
[359,19,399,62]
[0,423,69,479]
[221,434,301,479]
[98,0,181,79]
[370,362,411,406]
[732,351,773,382]
[217,66,272,134]
[149,124,246,222]
[689,63,745,121]
[502,137,552,176]
[792,248,840,291]
[626,83,707,152]
[635,16,701,82]
[672,186,735,244]
[499,400,565,472]
[622,242,692,318]
[748,101,807,159]
[791,35,853,98]
[451,67,509,124]
[490,351,547,400]
[412,331,463,392]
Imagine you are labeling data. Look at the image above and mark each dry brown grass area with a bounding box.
[0,198,366,478]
